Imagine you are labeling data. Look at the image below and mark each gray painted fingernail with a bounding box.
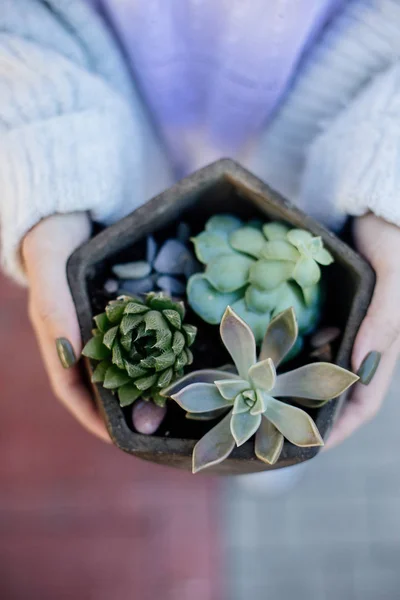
[56,338,77,369]
[357,351,381,385]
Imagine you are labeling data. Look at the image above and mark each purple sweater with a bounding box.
[90,0,341,175]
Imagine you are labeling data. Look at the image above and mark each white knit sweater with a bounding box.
[1,0,400,283]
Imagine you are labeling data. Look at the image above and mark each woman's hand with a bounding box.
[22,212,166,441]
[22,212,111,443]
[326,213,400,448]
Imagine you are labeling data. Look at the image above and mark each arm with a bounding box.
[299,61,400,446]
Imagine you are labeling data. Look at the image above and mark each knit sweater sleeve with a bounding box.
[0,0,172,284]
[300,61,400,229]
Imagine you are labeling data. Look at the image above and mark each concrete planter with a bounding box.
[68,160,374,474]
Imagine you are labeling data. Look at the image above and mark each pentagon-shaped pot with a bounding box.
[68,159,374,474]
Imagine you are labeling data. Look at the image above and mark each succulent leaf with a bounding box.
[230,411,262,446]
[249,260,294,291]
[214,379,249,400]
[112,341,125,369]
[205,253,254,293]
[120,314,143,336]
[171,382,233,413]
[82,335,111,360]
[172,330,186,355]
[230,298,272,345]
[314,247,334,265]
[186,408,230,421]
[192,412,236,473]
[229,227,266,258]
[248,358,276,391]
[249,390,266,415]
[91,360,109,383]
[292,256,321,288]
[245,284,282,313]
[124,301,149,315]
[192,231,234,263]
[103,365,131,389]
[255,418,284,465]
[273,363,359,400]
[106,300,128,323]
[262,395,324,447]
[103,325,119,349]
[187,274,242,325]
[182,324,197,346]
[232,393,250,414]
[272,282,319,335]
[302,283,320,307]
[205,214,242,238]
[160,369,239,398]
[220,306,257,379]
[94,312,111,333]
[259,307,298,366]
[261,240,300,262]
[287,229,314,248]
[262,222,290,240]
[163,309,182,329]
[118,383,142,407]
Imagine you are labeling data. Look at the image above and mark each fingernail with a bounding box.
[56,337,77,369]
[357,351,381,385]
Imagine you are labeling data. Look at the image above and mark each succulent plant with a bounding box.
[82,293,197,408]
[161,307,357,473]
[110,222,199,298]
[188,215,333,345]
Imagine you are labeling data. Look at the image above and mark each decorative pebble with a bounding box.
[118,275,155,295]
[112,260,152,279]
[153,239,195,275]
[310,343,332,362]
[132,400,167,434]
[104,279,119,294]
[146,235,157,264]
[157,275,186,296]
[310,326,340,349]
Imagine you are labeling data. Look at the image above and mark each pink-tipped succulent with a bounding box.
[161,307,358,473]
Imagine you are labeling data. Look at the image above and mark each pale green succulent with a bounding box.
[161,307,357,473]
[188,215,333,345]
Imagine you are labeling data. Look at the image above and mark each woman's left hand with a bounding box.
[326,213,400,448]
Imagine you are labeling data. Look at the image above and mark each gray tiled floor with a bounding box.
[224,363,400,600]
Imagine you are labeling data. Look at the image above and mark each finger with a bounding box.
[326,345,398,449]
[31,302,111,443]
[326,268,400,448]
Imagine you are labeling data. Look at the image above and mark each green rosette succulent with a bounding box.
[161,307,358,473]
[82,292,197,408]
[188,215,333,345]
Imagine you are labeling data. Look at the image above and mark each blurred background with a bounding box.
[1,270,400,600]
